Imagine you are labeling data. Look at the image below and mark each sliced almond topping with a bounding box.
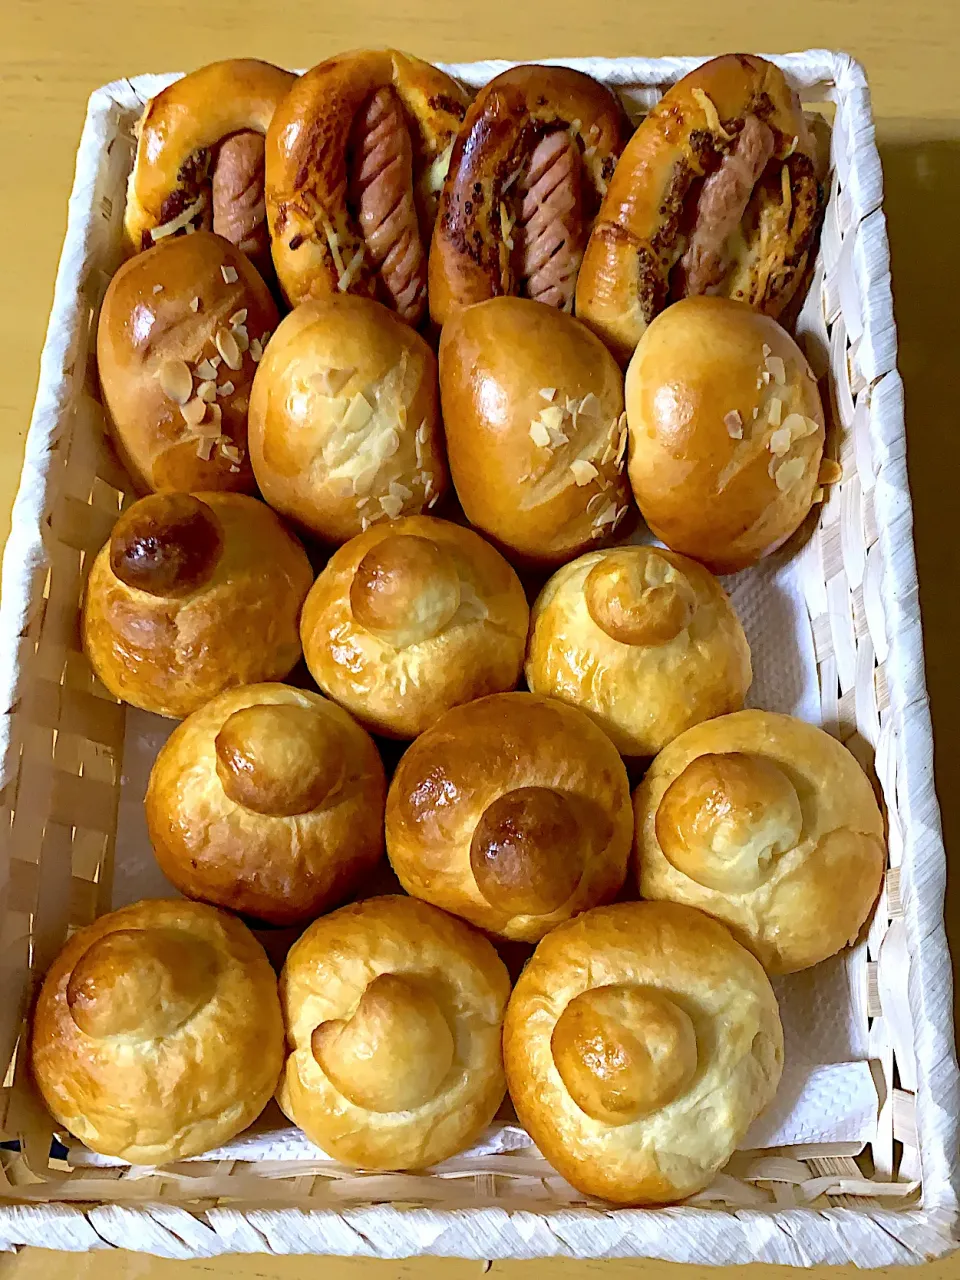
[197,381,217,403]
[427,492,440,509]
[780,412,809,440]
[352,462,379,495]
[578,392,601,418]
[229,464,241,473]
[195,358,217,381]
[342,392,374,432]
[529,420,551,448]
[215,327,242,371]
[616,428,628,465]
[220,442,243,464]
[196,434,216,460]
[539,405,565,431]
[210,355,222,369]
[586,491,607,515]
[152,283,163,295]
[600,440,615,466]
[819,458,843,485]
[381,428,400,458]
[416,420,429,444]
[612,505,630,530]
[206,403,223,431]
[570,459,598,486]
[228,308,248,326]
[593,501,618,528]
[539,387,557,402]
[379,493,404,518]
[547,426,569,448]
[180,398,206,427]
[765,354,786,385]
[315,367,356,396]
[724,410,743,439]
[768,454,779,479]
[769,426,792,456]
[360,516,372,531]
[762,343,772,357]
[218,380,235,397]
[423,472,435,498]
[220,265,239,285]
[775,457,807,491]
[752,406,759,420]
[250,338,264,363]
[762,370,771,385]
[189,296,201,313]
[767,398,783,427]
[813,486,825,503]
[158,359,193,404]
[232,325,250,353]
[389,481,413,501]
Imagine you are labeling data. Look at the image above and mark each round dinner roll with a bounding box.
[278,895,510,1169]
[97,231,279,493]
[526,545,752,756]
[385,692,632,941]
[145,683,386,925]
[503,901,783,1204]
[30,898,284,1164]
[439,297,632,566]
[248,295,449,542]
[82,492,313,719]
[625,297,826,573]
[300,515,529,738]
[634,711,887,973]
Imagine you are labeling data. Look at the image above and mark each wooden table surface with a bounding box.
[2,0,959,1275]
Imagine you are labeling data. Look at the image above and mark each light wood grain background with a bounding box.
[2,0,958,1274]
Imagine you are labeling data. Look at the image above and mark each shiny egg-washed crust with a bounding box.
[428,65,628,326]
[97,232,279,494]
[525,546,752,757]
[81,492,313,719]
[265,50,469,310]
[145,683,386,926]
[300,516,529,739]
[438,297,632,567]
[634,710,886,974]
[385,692,632,941]
[576,54,822,365]
[503,901,783,1204]
[278,895,510,1169]
[31,898,284,1164]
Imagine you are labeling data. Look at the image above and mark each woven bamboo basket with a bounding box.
[0,48,956,1266]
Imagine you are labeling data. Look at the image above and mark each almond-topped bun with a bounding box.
[429,65,628,326]
[526,546,752,756]
[625,297,825,573]
[266,50,469,321]
[503,901,783,1204]
[81,493,313,719]
[576,54,822,363]
[145,684,386,926]
[249,296,449,542]
[439,297,632,566]
[385,692,632,941]
[30,898,284,1164]
[634,711,887,973]
[124,59,296,280]
[300,516,528,738]
[278,895,510,1169]
[97,231,279,494]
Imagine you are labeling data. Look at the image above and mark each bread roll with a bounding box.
[439,297,632,566]
[145,683,386,925]
[300,515,528,738]
[625,297,825,573]
[576,54,822,363]
[525,545,751,756]
[385,692,632,941]
[503,901,783,1204]
[634,710,886,973]
[30,898,284,1164]
[248,296,449,542]
[278,895,510,1169]
[82,492,312,719]
[266,50,469,318]
[429,65,628,325]
[97,231,279,493]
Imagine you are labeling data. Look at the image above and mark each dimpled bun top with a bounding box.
[634,710,886,973]
[503,901,783,1204]
[30,898,284,1164]
[277,895,510,1169]
[385,692,633,941]
[526,545,752,756]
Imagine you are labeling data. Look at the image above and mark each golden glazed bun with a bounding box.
[625,297,825,573]
[81,492,313,719]
[634,710,887,973]
[145,683,386,925]
[278,895,510,1169]
[30,898,284,1164]
[97,231,279,494]
[385,692,632,941]
[503,901,783,1204]
[248,296,449,542]
[525,546,752,756]
[439,297,632,566]
[300,516,529,738]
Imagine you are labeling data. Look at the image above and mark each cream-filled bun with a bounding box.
[526,545,751,756]
[278,895,510,1169]
[625,297,825,573]
[503,901,783,1204]
[30,898,284,1164]
[300,515,529,738]
[385,692,632,941]
[81,492,313,719]
[634,710,886,973]
[248,295,449,542]
[438,297,632,566]
[145,684,386,926]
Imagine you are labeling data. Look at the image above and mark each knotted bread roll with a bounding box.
[30,898,284,1164]
[278,895,510,1169]
[526,545,752,756]
[385,692,632,940]
[634,710,886,973]
[504,900,783,1204]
